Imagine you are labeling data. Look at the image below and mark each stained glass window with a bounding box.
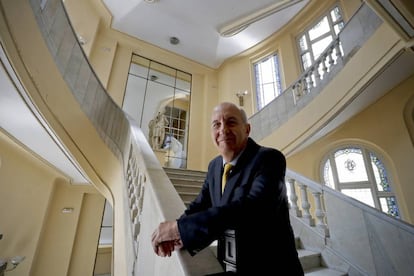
[322,146,400,219]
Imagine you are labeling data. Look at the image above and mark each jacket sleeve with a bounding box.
[177,147,287,255]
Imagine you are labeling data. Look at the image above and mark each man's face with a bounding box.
[211,103,250,160]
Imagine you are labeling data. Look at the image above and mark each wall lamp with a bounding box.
[0,233,25,275]
[0,256,25,275]
[236,90,248,106]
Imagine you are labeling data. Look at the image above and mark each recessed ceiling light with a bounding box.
[144,0,158,3]
[170,37,180,45]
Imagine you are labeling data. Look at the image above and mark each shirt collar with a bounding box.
[222,149,244,167]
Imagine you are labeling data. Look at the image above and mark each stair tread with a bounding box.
[305,267,347,276]
[298,248,321,257]
[168,169,348,276]
[171,181,204,185]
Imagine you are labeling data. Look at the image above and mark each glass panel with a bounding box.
[334,22,344,35]
[323,160,334,188]
[142,81,175,148]
[259,57,275,83]
[308,16,330,41]
[122,74,147,123]
[298,35,308,51]
[131,55,150,76]
[330,6,342,22]
[164,97,189,168]
[342,188,375,207]
[301,52,312,70]
[262,83,276,106]
[311,35,333,60]
[379,197,400,218]
[176,71,192,92]
[129,63,149,78]
[335,148,368,183]
[149,62,176,87]
[123,55,191,168]
[254,54,282,110]
[370,152,391,192]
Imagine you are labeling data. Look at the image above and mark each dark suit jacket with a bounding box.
[177,138,304,275]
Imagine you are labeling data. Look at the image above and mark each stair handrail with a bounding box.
[25,0,413,275]
[286,168,414,275]
[249,2,383,143]
[26,0,223,275]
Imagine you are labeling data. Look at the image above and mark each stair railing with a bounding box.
[286,168,414,275]
[24,0,413,275]
[249,2,383,143]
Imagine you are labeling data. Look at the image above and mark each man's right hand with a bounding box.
[151,221,183,257]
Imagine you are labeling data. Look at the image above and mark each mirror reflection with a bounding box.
[123,55,191,168]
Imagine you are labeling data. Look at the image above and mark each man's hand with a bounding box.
[151,221,183,257]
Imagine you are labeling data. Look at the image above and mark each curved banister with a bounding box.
[22,0,223,275]
[285,168,414,275]
[15,0,414,275]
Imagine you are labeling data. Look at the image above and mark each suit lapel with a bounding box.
[219,138,260,203]
[213,158,224,205]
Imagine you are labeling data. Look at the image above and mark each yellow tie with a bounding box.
[222,163,233,194]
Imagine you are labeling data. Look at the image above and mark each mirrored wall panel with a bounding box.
[123,55,191,168]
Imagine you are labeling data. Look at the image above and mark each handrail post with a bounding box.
[298,183,315,226]
[287,178,302,217]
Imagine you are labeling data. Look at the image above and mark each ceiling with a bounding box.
[102,0,310,68]
[0,0,310,185]
[2,0,413,186]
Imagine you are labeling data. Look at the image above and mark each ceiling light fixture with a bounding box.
[144,0,158,3]
[219,0,304,37]
[169,37,180,45]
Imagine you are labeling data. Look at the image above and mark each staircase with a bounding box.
[164,167,348,276]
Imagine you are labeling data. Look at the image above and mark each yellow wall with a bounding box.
[64,0,220,170]
[1,1,413,276]
[0,131,104,276]
[63,0,414,225]
[287,75,414,223]
[217,0,362,117]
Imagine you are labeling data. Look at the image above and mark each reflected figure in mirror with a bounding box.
[149,111,169,150]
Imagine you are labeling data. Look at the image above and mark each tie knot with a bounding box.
[224,163,233,173]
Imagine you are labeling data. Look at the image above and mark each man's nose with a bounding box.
[219,123,229,133]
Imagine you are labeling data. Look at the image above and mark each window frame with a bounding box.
[321,144,401,219]
[252,52,283,111]
[296,4,345,72]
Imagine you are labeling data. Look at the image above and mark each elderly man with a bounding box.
[152,102,303,275]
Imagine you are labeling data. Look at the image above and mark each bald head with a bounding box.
[210,102,250,162]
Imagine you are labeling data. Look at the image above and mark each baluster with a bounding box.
[327,46,335,68]
[131,204,138,223]
[306,71,314,92]
[292,84,297,105]
[321,54,328,77]
[313,62,321,87]
[298,183,315,226]
[302,76,308,95]
[312,191,329,237]
[334,40,342,62]
[287,178,302,217]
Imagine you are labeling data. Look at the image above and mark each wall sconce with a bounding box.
[0,256,25,275]
[78,35,87,45]
[236,90,248,106]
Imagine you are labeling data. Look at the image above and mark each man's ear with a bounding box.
[246,123,251,135]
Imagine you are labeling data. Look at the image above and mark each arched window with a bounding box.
[322,146,400,218]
